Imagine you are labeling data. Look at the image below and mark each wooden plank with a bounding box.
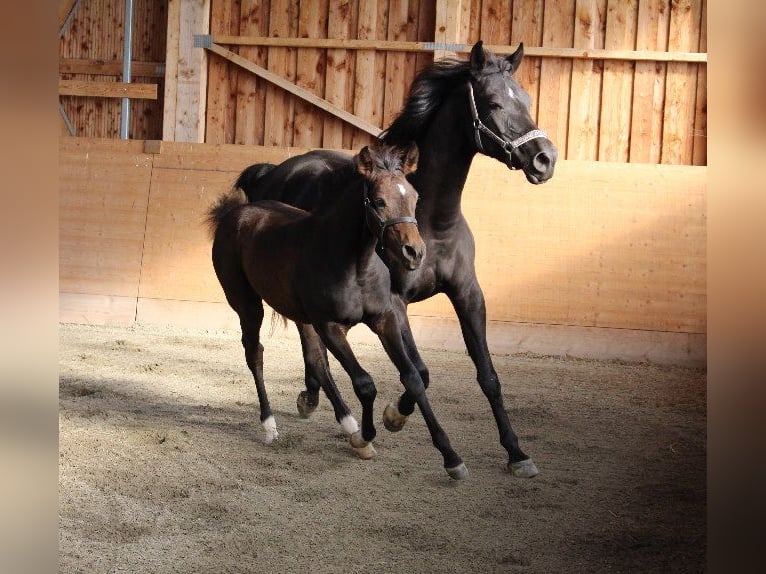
[59,79,158,99]
[206,0,234,144]
[434,0,464,59]
[352,0,379,148]
[383,0,413,130]
[567,0,606,161]
[322,1,353,149]
[213,35,707,62]
[480,0,511,46]
[59,138,152,298]
[234,0,270,145]
[662,0,703,164]
[60,293,138,326]
[598,0,638,162]
[263,0,299,146]
[60,58,164,77]
[208,43,382,137]
[149,141,329,171]
[176,0,210,142]
[138,168,236,302]
[630,0,670,164]
[537,0,575,158]
[162,0,181,141]
[511,0,544,122]
[692,0,707,166]
[291,0,328,148]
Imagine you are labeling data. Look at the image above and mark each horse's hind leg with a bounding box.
[239,301,278,443]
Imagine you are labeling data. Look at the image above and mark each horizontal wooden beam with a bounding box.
[211,35,707,63]
[60,58,165,78]
[59,79,158,99]
[206,43,382,137]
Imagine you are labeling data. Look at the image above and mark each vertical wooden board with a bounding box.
[264,0,299,146]
[59,139,153,298]
[372,0,389,131]
[235,0,270,145]
[465,0,482,44]
[480,0,511,45]
[511,0,544,122]
[692,0,707,166]
[415,0,435,73]
[206,0,234,144]
[567,0,605,161]
[662,0,702,164]
[597,0,637,163]
[138,167,235,303]
[323,0,354,149]
[163,0,180,141]
[176,0,210,143]
[630,0,670,164]
[383,0,412,129]
[352,0,379,148]
[293,0,329,148]
[224,1,243,144]
[537,0,574,157]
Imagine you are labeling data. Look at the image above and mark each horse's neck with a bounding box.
[412,94,475,232]
[317,185,378,273]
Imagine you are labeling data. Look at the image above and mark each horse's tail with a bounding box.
[234,163,277,202]
[206,188,247,239]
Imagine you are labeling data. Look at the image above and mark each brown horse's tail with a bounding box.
[206,188,247,239]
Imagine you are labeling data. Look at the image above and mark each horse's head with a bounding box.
[355,142,425,271]
[467,41,557,184]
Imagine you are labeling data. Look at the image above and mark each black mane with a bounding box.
[381,58,471,146]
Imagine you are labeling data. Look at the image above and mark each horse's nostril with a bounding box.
[402,244,418,261]
[533,152,551,173]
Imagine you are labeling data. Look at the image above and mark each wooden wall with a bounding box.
[59,137,706,365]
[58,0,707,165]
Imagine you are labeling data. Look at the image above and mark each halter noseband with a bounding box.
[363,183,417,252]
[467,82,548,168]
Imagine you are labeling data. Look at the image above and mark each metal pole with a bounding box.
[120,0,134,139]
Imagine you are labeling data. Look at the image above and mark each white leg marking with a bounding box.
[262,416,278,444]
[340,415,359,435]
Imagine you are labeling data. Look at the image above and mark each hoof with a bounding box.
[349,431,376,460]
[382,402,408,432]
[296,391,318,419]
[508,458,539,478]
[262,416,279,444]
[446,463,469,480]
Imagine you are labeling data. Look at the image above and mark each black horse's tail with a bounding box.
[234,163,277,202]
[206,188,247,239]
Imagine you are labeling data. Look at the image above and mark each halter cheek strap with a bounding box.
[467,82,548,168]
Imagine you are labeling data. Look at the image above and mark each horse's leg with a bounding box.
[382,300,428,432]
[237,299,279,444]
[448,278,538,478]
[296,322,360,439]
[313,322,378,460]
[372,308,466,479]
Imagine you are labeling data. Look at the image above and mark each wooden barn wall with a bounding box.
[58,0,706,165]
[59,138,706,365]
[59,0,168,140]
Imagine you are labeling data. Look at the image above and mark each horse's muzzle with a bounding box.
[401,242,425,270]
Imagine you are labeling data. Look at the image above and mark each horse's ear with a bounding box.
[470,40,486,72]
[401,143,419,175]
[356,146,374,177]
[506,42,524,74]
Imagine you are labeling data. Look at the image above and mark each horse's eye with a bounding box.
[489,102,503,110]
[374,198,386,209]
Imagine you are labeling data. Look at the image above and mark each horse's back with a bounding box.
[239,150,354,212]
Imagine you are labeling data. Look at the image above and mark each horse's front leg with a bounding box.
[313,322,378,460]
[371,308,467,480]
[447,278,538,478]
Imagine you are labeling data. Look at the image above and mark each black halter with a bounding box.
[467,82,548,168]
[363,182,417,252]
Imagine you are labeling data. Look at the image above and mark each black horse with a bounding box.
[235,41,557,478]
[209,143,470,479]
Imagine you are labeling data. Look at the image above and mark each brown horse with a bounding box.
[208,142,469,479]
